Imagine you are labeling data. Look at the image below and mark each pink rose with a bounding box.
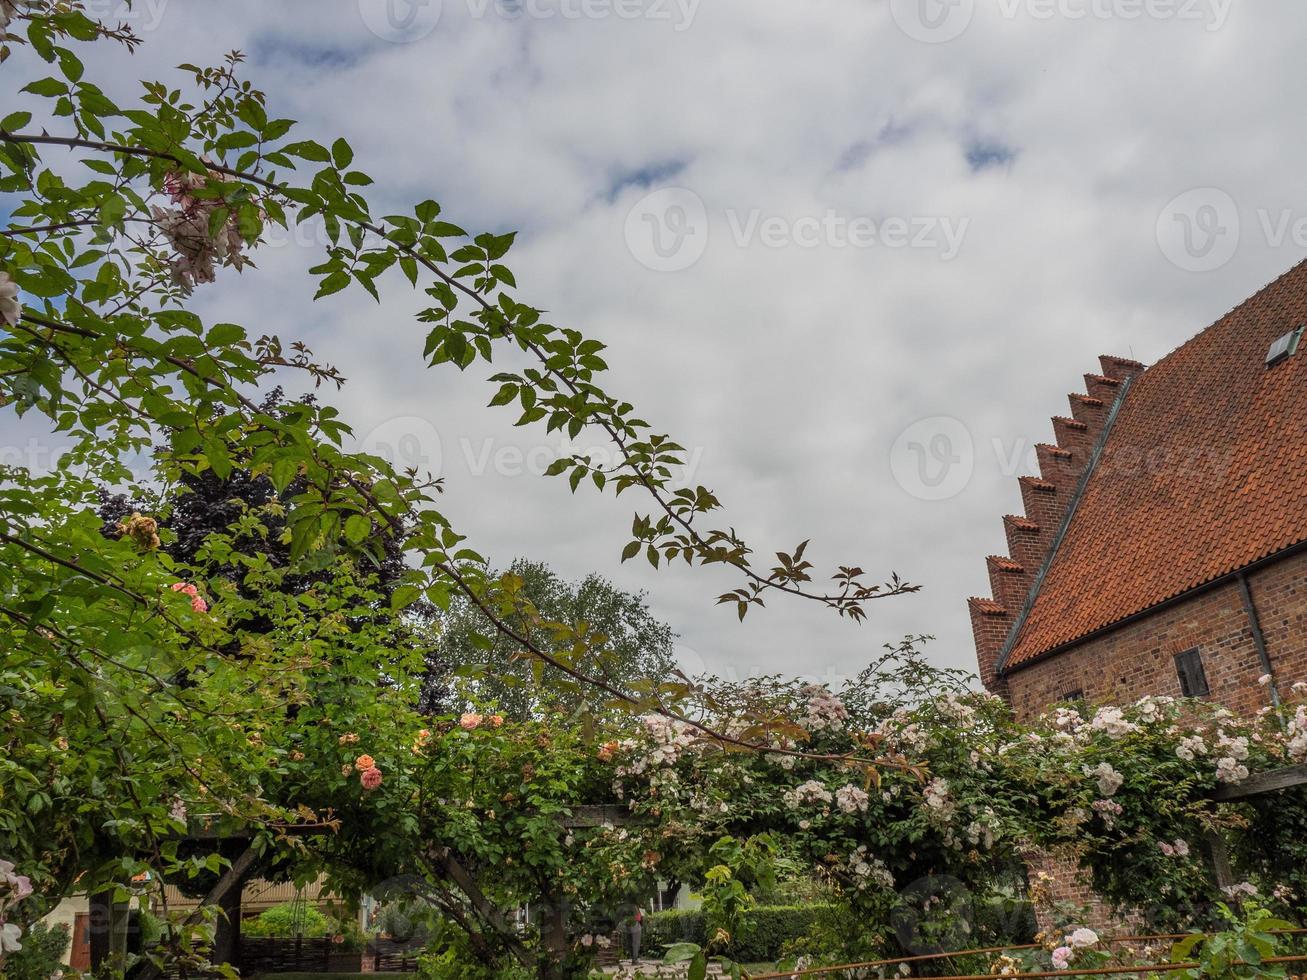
[1051,946,1073,970]
[171,582,208,612]
[459,713,483,731]
[360,766,383,791]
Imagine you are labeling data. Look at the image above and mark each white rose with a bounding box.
[0,921,22,953]
[0,272,20,328]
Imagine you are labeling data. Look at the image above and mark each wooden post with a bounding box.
[1204,832,1235,892]
[540,890,569,980]
[212,868,246,967]
[135,845,259,980]
[88,889,111,971]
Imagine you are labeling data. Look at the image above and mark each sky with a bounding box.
[5,0,1306,687]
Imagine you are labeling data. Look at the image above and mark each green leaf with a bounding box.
[343,514,371,544]
[663,943,701,964]
[283,140,331,162]
[270,456,298,492]
[22,77,67,98]
[314,270,351,299]
[205,323,246,348]
[57,48,85,82]
[489,383,518,407]
[391,585,421,611]
[1,111,32,131]
[331,138,354,168]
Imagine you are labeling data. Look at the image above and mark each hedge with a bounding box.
[644,904,835,962]
[4,922,71,980]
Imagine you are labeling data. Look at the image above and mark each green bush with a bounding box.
[4,921,71,980]
[242,902,333,938]
[416,928,534,980]
[643,904,836,962]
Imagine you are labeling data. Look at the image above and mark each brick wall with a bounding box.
[1000,548,1307,928]
[1004,548,1307,724]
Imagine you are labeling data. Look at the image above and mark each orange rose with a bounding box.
[460,713,483,731]
[355,754,375,771]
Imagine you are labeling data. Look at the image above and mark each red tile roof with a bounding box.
[1004,262,1307,669]
[970,598,1007,616]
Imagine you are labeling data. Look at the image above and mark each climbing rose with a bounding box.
[170,581,208,613]
[0,921,21,953]
[835,783,870,814]
[150,165,252,294]
[354,754,375,772]
[0,271,19,328]
[1051,946,1073,970]
[117,512,160,551]
[1091,762,1124,797]
[1068,928,1098,948]
[360,766,383,791]
[460,713,483,731]
[0,860,32,903]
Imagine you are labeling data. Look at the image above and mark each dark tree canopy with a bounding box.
[97,391,413,609]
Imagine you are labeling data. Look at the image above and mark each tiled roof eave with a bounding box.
[1001,535,1307,675]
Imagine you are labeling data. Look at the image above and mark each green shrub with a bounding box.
[4,921,71,980]
[416,928,533,980]
[643,904,836,962]
[242,902,333,938]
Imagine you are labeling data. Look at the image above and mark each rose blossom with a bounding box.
[360,766,383,791]
[0,921,22,953]
[1051,946,1073,970]
[171,582,208,613]
[354,754,375,772]
[1068,928,1099,948]
[460,713,483,731]
[0,272,19,328]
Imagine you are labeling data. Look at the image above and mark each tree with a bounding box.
[422,558,676,719]
[0,6,915,976]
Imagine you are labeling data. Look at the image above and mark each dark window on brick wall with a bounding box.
[1174,648,1210,698]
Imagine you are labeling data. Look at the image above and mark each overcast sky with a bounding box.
[6,0,1306,686]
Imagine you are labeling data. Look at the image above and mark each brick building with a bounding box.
[969,261,1307,722]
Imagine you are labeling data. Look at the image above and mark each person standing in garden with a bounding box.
[628,908,643,962]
